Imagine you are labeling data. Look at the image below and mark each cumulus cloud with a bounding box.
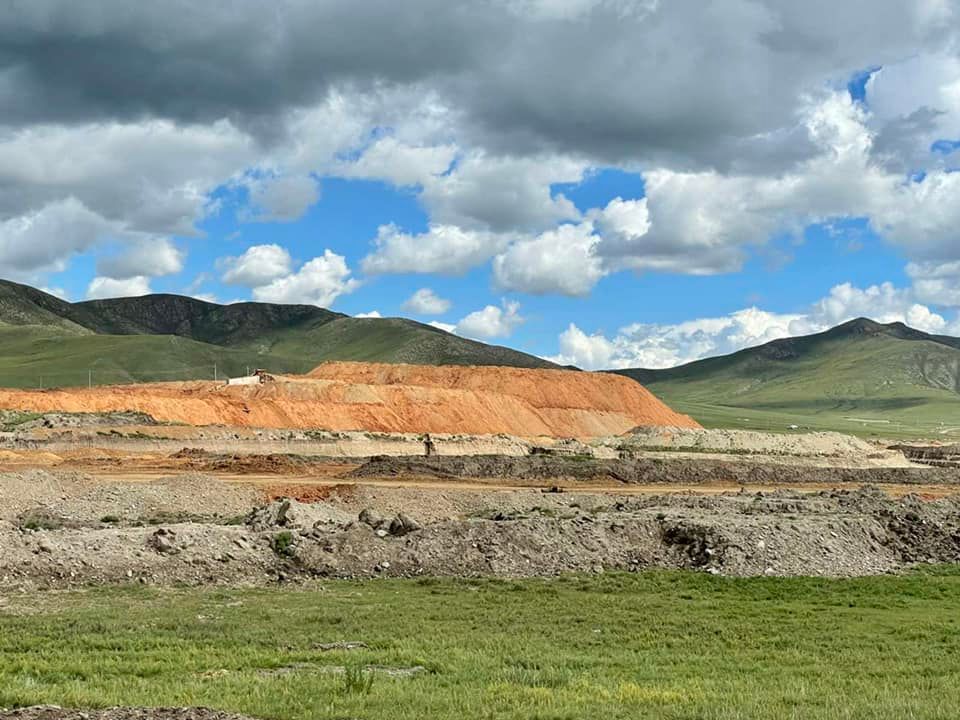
[866,54,960,172]
[456,300,524,339]
[551,282,954,370]
[252,250,359,307]
[7,0,960,322]
[355,310,383,318]
[0,198,113,274]
[362,224,510,275]
[0,118,253,239]
[419,153,584,232]
[339,136,457,187]
[402,288,452,315]
[243,174,320,223]
[96,238,184,280]
[428,320,458,333]
[12,0,943,168]
[493,222,604,296]
[220,244,293,287]
[86,275,152,300]
[801,282,948,333]
[907,261,960,308]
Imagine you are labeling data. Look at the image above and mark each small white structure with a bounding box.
[228,375,260,386]
[227,369,275,386]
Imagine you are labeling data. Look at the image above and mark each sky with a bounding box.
[2,0,960,369]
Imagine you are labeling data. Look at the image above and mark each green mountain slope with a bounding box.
[613,318,960,439]
[0,279,556,387]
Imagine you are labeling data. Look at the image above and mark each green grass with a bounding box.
[3,571,960,718]
[0,326,312,388]
[631,332,960,440]
[0,410,43,431]
[661,398,960,441]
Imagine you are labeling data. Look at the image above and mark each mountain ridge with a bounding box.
[612,317,960,438]
[0,279,557,387]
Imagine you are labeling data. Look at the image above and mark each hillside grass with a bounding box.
[0,321,552,389]
[660,398,960,440]
[644,334,960,440]
[3,571,960,719]
[0,327,310,388]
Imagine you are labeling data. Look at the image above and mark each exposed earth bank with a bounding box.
[3,467,960,588]
[0,363,700,437]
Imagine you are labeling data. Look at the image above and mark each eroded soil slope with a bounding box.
[0,363,698,437]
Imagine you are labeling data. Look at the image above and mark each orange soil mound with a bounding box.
[0,362,699,437]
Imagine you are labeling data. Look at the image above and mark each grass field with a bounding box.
[3,571,960,719]
[664,398,960,441]
[632,331,960,440]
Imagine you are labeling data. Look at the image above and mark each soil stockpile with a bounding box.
[0,363,698,437]
[4,486,960,587]
[620,427,879,457]
[349,454,957,486]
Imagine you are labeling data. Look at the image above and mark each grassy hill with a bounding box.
[614,318,960,439]
[0,279,556,388]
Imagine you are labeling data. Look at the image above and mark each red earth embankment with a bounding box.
[0,362,699,437]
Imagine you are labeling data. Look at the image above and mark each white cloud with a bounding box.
[428,320,457,333]
[907,261,960,308]
[355,310,382,318]
[339,136,457,187]
[362,223,510,275]
[96,238,184,279]
[419,152,584,233]
[252,250,359,307]
[0,118,254,239]
[552,324,616,369]
[243,174,320,223]
[866,54,960,171]
[801,282,947,334]
[7,3,960,319]
[190,293,221,304]
[493,222,605,296]
[220,244,293,287]
[0,198,113,274]
[86,275,152,300]
[589,197,651,259]
[551,282,953,370]
[40,286,69,300]
[871,171,960,261]
[402,288,451,315]
[455,299,524,339]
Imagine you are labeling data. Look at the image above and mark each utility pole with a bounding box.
[214,363,218,382]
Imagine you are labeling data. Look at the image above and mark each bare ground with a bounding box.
[2,422,960,588]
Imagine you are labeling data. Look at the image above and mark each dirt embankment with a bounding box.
[348,454,959,487]
[0,362,698,437]
[4,481,960,586]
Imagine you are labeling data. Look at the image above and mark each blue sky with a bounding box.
[3,2,960,369]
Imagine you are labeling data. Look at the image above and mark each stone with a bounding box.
[359,509,385,529]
